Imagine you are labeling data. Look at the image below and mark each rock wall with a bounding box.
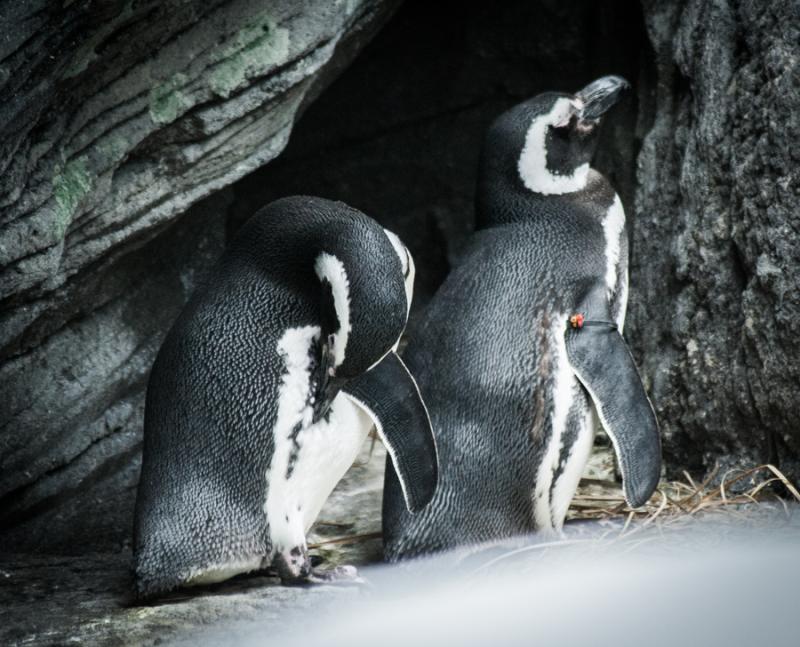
[630,0,800,479]
[0,0,399,552]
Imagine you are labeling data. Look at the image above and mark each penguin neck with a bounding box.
[532,169,617,216]
[518,144,591,196]
[477,168,613,228]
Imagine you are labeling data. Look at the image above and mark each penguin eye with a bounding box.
[554,111,580,132]
[551,121,572,138]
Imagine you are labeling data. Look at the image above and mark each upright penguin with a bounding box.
[383,76,661,560]
[134,196,437,596]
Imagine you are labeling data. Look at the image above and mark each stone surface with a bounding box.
[0,551,359,647]
[0,0,399,552]
[629,0,800,479]
[0,440,385,647]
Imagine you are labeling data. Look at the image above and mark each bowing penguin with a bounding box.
[134,196,437,596]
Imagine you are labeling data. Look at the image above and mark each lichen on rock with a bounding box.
[149,73,191,125]
[52,157,93,240]
[208,13,291,99]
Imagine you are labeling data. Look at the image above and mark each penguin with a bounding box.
[382,76,661,560]
[133,196,438,597]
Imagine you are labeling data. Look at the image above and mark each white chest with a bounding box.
[264,325,373,553]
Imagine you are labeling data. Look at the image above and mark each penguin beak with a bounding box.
[312,374,348,424]
[575,75,630,121]
[311,336,348,424]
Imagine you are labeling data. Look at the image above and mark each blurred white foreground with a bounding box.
[185,504,800,647]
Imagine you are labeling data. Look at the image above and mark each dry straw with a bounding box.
[569,463,800,535]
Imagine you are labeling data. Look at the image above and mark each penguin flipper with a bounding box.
[564,299,662,508]
[342,351,438,513]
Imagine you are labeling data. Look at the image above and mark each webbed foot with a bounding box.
[274,545,365,586]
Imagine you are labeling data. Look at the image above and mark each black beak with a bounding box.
[575,75,630,121]
[311,335,349,424]
[312,373,347,424]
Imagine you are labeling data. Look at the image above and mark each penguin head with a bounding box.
[314,225,413,383]
[482,75,630,197]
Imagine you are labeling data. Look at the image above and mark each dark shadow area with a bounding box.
[228,0,654,316]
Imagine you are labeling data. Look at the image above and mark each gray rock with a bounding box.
[232,0,649,316]
[0,440,385,647]
[0,550,361,647]
[629,0,800,479]
[0,0,400,552]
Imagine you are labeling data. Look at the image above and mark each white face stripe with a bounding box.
[314,253,351,368]
[603,195,626,300]
[518,97,590,195]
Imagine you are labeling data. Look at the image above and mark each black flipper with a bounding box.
[564,286,662,508]
[342,351,438,513]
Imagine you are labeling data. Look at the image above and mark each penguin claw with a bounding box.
[279,562,367,587]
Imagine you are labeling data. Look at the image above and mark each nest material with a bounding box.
[569,463,800,533]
